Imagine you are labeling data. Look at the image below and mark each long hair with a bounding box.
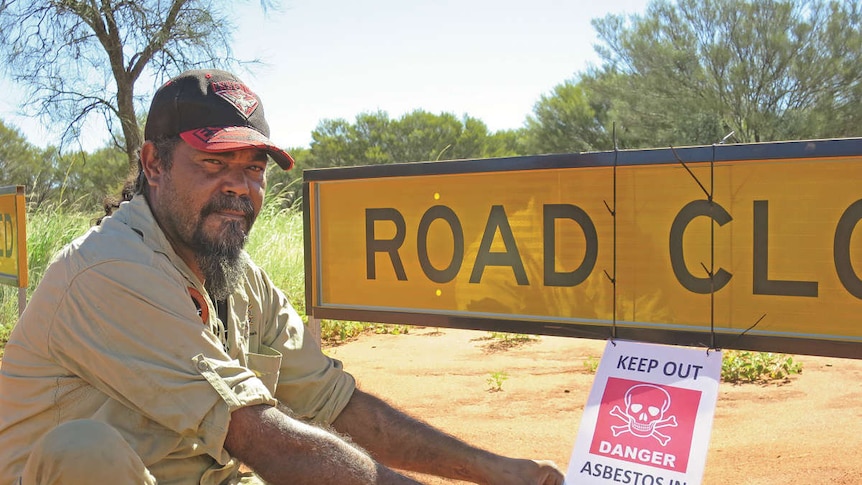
[98,136,181,225]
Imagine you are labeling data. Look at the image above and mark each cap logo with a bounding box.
[187,127,222,144]
[211,80,259,118]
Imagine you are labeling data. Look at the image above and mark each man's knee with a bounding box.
[23,419,156,484]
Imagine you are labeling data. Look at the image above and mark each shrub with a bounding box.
[721,350,803,384]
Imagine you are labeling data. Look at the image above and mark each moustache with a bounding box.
[201,195,256,228]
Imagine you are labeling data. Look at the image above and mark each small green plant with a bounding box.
[721,350,803,384]
[318,319,371,344]
[482,331,539,352]
[583,356,600,374]
[488,331,536,342]
[487,371,509,392]
[373,324,410,336]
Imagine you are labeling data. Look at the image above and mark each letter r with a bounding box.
[366,208,407,280]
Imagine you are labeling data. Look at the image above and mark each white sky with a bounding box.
[0,0,650,152]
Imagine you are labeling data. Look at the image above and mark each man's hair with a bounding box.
[98,136,181,224]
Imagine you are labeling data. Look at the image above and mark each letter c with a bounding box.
[669,200,732,294]
[834,199,862,299]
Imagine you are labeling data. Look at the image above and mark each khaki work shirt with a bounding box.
[0,195,356,484]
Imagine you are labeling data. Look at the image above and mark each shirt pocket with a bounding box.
[246,344,282,396]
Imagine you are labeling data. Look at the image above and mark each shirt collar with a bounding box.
[112,194,201,286]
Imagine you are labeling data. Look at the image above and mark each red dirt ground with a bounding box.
[327,327,862,485]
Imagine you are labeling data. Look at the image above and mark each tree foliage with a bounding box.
[527,0,862,150]
[0,0,271,167]
[0,118,133,209]
[307,110,526,168]
[524,81,614,154]
[0,121,60,208]
[60,147,131,208]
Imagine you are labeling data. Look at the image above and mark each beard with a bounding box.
[192,194,257,300]
[199,248,250,301]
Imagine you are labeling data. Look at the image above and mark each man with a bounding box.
[0,69,566,485]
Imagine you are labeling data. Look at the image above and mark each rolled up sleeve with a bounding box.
[252,271,356,424]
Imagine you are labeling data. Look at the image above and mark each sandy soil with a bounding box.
[326,327,862,485]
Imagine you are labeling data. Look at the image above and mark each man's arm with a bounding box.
[224,404,423,485]
[331,389,565,485]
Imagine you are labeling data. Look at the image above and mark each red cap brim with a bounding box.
[180,126,294,170]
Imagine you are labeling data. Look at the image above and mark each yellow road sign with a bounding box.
[0,186,27,288]
[304,139,862,358]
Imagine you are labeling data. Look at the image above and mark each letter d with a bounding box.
[599,440,612,453]
[3,214,12,258]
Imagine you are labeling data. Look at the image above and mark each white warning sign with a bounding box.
[566,340,722,485]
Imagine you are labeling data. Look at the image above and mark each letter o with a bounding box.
[417,205,464,283]
[663,361,677,377]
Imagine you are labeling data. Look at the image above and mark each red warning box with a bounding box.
[589,377,702,472]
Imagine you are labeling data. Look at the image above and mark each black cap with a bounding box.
[144,69,294,170]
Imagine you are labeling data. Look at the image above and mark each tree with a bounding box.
[524,80,614,154]
[0,0,274,168]
[388,110,481,163]
[529,0,862,150]
[309,113,391,168]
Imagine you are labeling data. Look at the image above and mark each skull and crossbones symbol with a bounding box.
[610,384,678,446]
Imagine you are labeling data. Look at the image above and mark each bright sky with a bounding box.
[0,0,651,152]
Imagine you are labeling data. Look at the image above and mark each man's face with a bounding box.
[148,140,268,298]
